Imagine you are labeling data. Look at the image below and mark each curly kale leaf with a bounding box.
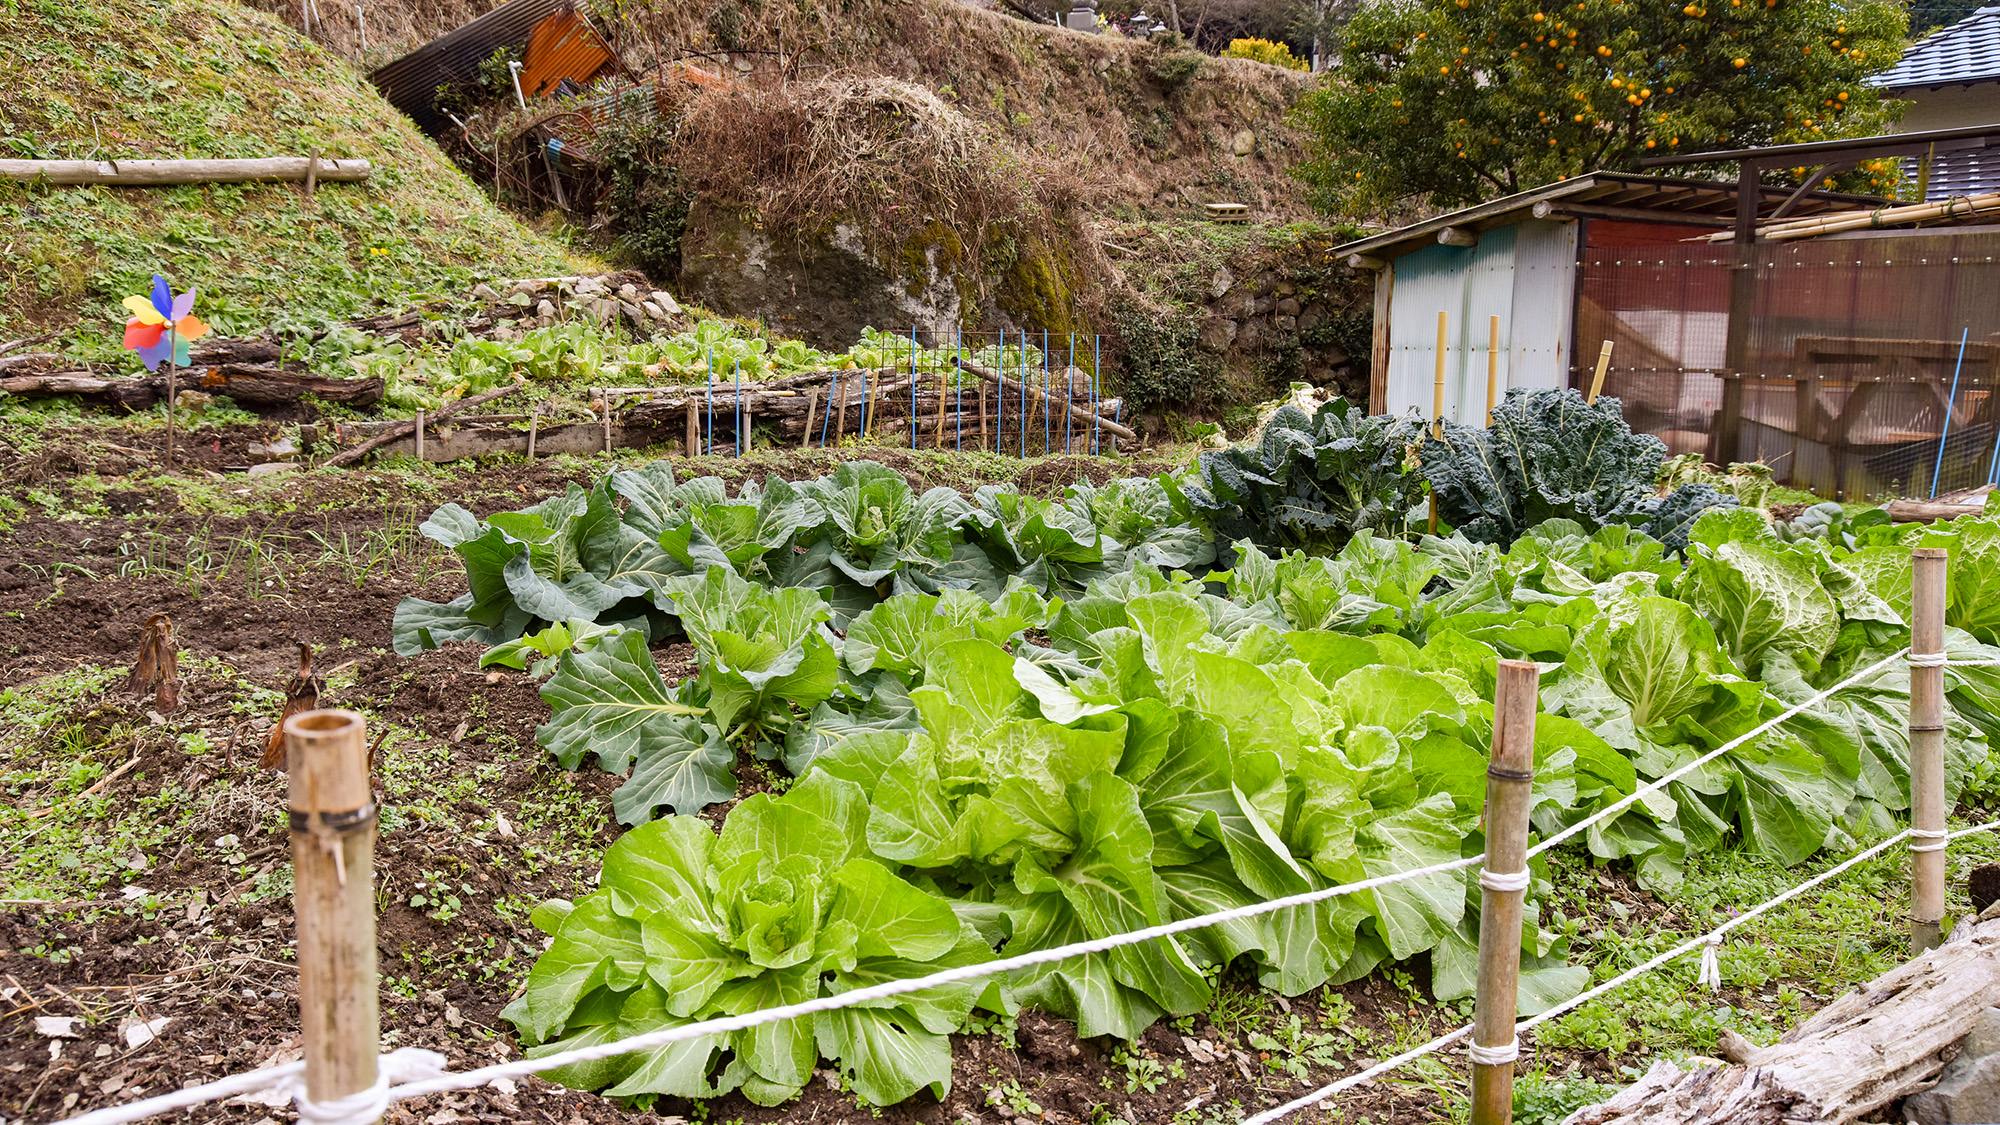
[1422,387,1667,546]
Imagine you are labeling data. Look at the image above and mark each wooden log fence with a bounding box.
[0,157,372,186]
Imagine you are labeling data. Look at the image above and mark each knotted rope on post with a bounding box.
[1907,651,1948,668]
[1909,828,1949,853]
[1467,1039,1521,1065]
[1479,868,1531,893]
[286,1048,449,1125]
[1697,934,1724,992]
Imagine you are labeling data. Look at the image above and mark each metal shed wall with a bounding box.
[1383,220,1575,422]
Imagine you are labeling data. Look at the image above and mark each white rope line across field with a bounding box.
[60,645,1995,1125]
[1527,649,1911,860]
[63,853,1490,1125]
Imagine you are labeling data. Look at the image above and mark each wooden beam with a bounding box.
[1345,253,1386,270]
[0,157,372,186]
[1531,200,1733,227]
[1438,226,1480,247]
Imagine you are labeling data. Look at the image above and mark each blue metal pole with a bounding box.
[1932,327,1971,498]
[734,358,743,456]
[1065,332,1074,455]
[1020,329,1028,457]
[955,327,963,452]
[910,325,919,450]
[705,346,713,457]
[1092,334,1102,455]
[860,363,870,446]
[995,330,1004,456]
[1043,329,1051,456]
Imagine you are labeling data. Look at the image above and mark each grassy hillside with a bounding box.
[0,0,586,351]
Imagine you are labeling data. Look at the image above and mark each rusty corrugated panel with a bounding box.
[520,11,614,98]
[367,0,570,136]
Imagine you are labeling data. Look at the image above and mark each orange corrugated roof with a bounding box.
[520,10,614,98]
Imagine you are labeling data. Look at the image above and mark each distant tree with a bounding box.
[1292,0,1908,216]
[1909,0,1983,38]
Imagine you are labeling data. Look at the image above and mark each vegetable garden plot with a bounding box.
[386,390,2000,1113]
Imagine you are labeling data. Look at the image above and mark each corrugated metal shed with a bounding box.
[368,0,574,135]
[1869,7,2000,91]
[521,11,614,98]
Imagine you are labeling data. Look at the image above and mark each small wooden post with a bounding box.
[934,370,949,450]
[1471,659,1539,1125]
[685,400,698,455]
[304,152,320,202]
[1433,310,1448,437]
[1911,546,1949,954]
[525,403,539,460]
[414,409,424,462]
[601,390,613,453]
[833,378,849,445]
[802,387,819,449]
[1486,314,1500,426]
[1587,341,1615,404]
[286,709,379,1122]
[864,370,881,440]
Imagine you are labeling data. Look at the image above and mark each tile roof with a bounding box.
[1869,6,2000,90]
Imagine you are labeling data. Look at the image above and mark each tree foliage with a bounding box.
[1292,0,1907,215]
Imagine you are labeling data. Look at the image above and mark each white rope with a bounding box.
[1949,816,2000,840]
[63,1048,446,1125]
[1239,1024,1474,1125]
[1696,934,1723,991]
[1943,658,2000,667]
[1479,868,1531,893]
[1516,828,1915,1035]
[1467,1038,1521,1066]
[1528,649,1910,860]
[1910,828,1950,853]
[1908,651,1948,667]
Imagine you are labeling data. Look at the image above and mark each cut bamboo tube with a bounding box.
[1704,190,2000,243]
[684,400,698,455]
[834,377,849,445]
[978,382,989,450]
[286,709,379,1122]
[1470,660,1540,1125]
[1486,314,1500,427]
[526,404,539,460]
[864,374,880,439]
[802,387,819,450]
[414,409,425,462]
[0,157,373,186]
[1911,547,1948,955]
[1433,310,1448,438]
[1587,341,1614,404]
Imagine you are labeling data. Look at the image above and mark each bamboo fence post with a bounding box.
[834,377,849,445]
[601,390,613,453]
[934,370,949,449]
[802,387,819,450]
[414,409,424,462]
[1471,659,1539,1125]
[978,382,989,450]
[525,403,539,460]
[1486,314,1500,426]
[685,400,698,454]
[1587,341,1615,404]
[864,371,881,441]
[1911,546,1949,954]
[1430,311,1447,534]
[285,709,380,1122]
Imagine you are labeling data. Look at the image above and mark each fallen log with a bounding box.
[1566,909,2000,1125]
[326,381,526,467]
[0,367,383,408]
[1888,486,1994,523]
[0,157,372,186]
[0,352,64,373]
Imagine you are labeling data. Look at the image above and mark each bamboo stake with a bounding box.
[685,400,698,455]
[934,370,949,450]
[1431,311,1446,534]
[1486,314,1500,427]
[1470,659,1539,1125]
[601,390,613,453]
[864,373,881,440]
[833,377,849,445]
[1587,341,1615,404]
[978,382,989,450]
[802,387,819,450]
[413,409,424,462]
[285,709,379,1122]
[1911,546,1948,955]
[525,404,539,460]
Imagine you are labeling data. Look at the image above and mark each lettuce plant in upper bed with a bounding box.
[503,772,999,1108]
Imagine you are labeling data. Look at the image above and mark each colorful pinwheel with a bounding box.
[121,275,211,371]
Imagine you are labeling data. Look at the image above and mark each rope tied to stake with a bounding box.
[1467,1038,1520,1066]
[1697,934,1723,992]
[283,1048,448,1125]
[1909,828,1949,854]
[1908,651,1949,668]
[1478,868,1531,893]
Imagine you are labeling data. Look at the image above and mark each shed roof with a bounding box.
[369,0,594,136]
[1332,172,1884,262]
[1869,7,2000,91]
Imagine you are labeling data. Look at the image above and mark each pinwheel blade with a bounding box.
[122,295,167,325]
[169,287,197,323]
[148,275,174,319]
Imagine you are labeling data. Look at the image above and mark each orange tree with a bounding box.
[1293,0,1907,215]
